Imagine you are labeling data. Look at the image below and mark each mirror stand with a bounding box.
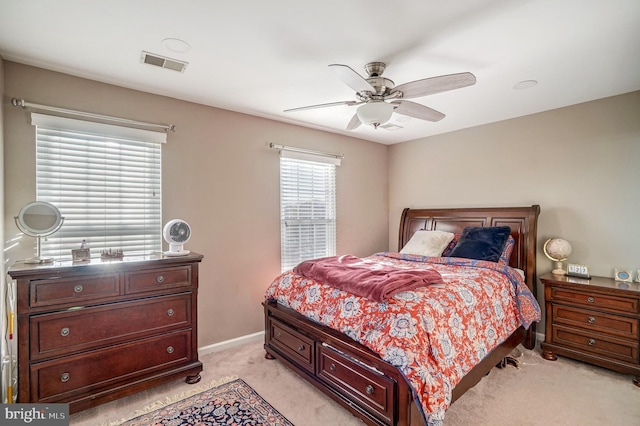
[24,234,52,264]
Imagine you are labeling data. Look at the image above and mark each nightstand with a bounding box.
[540,273,640,386]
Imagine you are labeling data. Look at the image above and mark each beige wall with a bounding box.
[2,61,389,347]
[389,91,640,306]
[4,59,639,345]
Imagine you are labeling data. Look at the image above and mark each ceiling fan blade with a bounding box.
[329,64,376,93]
[346,113,362,130]
[284,100,358,113]
[391,100,445,122]
[392,72,476,99]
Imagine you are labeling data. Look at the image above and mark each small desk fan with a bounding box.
[163,219,191,256]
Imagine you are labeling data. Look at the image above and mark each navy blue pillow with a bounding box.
[448,226,512,263]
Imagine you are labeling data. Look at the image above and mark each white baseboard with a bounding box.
[198,331,264,356]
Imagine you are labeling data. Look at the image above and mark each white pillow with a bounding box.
[400,230,455,257]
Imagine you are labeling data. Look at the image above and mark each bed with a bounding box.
[263,205,540,426]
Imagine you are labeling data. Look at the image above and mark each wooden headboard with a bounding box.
[398,205,541,295]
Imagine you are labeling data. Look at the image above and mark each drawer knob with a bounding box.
[298,344,305,352]
[587,297,595,303]
[156,275,165,283]
[167,308,175,317]
[60,373,70,383]
[588,339,596,346]
[330,364,336,371]
[588,317,596,324]
[365,385,374,395]
[60,327,70,337]
[74,285,84,293]
[166,346,174,354]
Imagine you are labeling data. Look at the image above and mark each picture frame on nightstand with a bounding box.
[614,268,633,282]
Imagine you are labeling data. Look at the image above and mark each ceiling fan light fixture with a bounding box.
[356,101,394,128]
[286,62,474,130]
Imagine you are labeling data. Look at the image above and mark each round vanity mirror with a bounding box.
[15,201,64,263]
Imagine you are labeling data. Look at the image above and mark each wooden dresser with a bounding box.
[7,252,204,413]
[540,273,640,386]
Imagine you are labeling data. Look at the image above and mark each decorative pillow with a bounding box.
[441,233,460,257]
[498,235,515,265]
[448,226,512,263]
[442,232,514,262]
[400,230,455,257]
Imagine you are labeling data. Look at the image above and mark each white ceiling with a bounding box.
[1,0,639,145]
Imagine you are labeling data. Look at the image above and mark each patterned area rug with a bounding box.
[116,378,294,426]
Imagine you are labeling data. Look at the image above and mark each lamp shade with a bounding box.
[356,101,394,128]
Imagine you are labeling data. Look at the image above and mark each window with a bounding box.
[32,113,164,259]
[279,150,339,272]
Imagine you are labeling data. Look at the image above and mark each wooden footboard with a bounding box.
[264,300,421,426]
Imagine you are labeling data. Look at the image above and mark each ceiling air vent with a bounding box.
[140,51,188,73]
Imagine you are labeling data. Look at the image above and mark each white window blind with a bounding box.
[32,113,163,259]
[280,151,337,272]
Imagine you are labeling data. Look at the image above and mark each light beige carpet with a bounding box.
[70,340,640,426]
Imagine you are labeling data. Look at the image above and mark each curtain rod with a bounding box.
[269,143,344,160]
[11,98,176,132]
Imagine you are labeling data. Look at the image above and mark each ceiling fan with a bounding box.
[285,62,476,130]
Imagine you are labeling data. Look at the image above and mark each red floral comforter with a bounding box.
[265,252,541,426]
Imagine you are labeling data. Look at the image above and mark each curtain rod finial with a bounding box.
[11,98,25,107]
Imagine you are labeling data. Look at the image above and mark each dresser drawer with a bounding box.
[552,325,639,364]
[32,330,192,402]
[551,287,638,314]
[267,318,314,373]
[30,273,120,308]
[30,294,191,360]
[317,344,395,425]
[552,305,639,340]
[125,265,192,294]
